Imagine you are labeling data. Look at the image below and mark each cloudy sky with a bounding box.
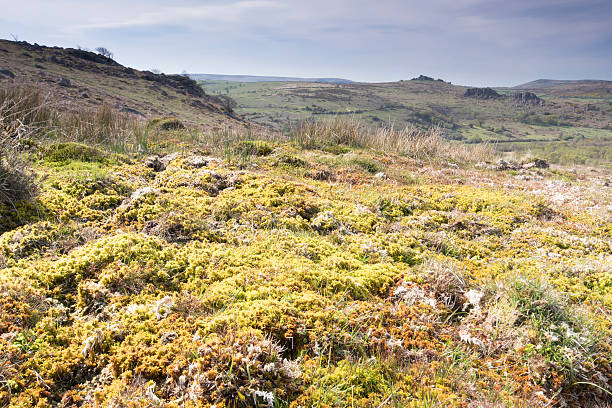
[1,0,610,85]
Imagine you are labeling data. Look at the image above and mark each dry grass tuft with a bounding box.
[0,85,44,205]
[291,117,494,163]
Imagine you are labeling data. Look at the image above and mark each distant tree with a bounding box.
[151,68,162,74]
[95,47,113,59]
[10,33,19,41]
[181,70,189,77]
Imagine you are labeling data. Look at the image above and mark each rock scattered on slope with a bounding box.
[495,158,549,171]
[145,153,180,172]
[58,77,71,87]
[0,69,15,78]
[120,106,144,116]
[495,160,521,171]
[187,155,211,168]
[522,159,549,169]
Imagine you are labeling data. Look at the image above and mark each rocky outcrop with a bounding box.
[142,72,205,98]
[464,88,502,99]
[412,75,435,81]
[513,91,543,105]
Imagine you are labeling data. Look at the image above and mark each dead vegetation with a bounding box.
[0,86,44,205]
[290,116,494,163]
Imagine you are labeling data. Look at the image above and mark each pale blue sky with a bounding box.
[1,0,610,86]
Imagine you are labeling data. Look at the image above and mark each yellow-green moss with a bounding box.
[1,144,610,407]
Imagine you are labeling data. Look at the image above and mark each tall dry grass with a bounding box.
[59,104,149,153]
[0,86,48,204]
[290,117,493,163]
[1,83,150,154]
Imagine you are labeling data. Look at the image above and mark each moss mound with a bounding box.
[233,140,274,156]
[147,117,185,131]
[1,139,611,407]
[43,142,106,163]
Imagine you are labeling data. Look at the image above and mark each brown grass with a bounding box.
[0,86,45,204]
[290,117,494,163]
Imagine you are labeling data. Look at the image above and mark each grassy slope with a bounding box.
[203,80,612,166]
[513,79,612,98]
[0,40,243,129]
[1,129,611,407]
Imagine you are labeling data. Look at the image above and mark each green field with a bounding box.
[203,79,612,166]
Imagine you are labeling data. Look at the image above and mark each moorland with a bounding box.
[0,40,611,407]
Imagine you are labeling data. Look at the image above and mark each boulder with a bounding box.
[120,106,144,116]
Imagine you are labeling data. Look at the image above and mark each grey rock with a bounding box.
[464,87,501,99]
[513,91,543,106]
[145,156,165,172]
[187,155,209,168]
[374,172,387,179]
[160,331,178,345]
[0,69,15,78]
[120,106,144,116]
[145,153,180,172]
[495,159,521,171]
[523,159,549,169]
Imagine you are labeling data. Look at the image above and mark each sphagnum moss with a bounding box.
[0,139,610,408]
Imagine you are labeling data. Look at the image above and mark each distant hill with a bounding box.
[0,40,244,128]
[513,79,612,98]
[190,73,353,84]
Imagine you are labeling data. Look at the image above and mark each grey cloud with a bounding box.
[1,0,610,85]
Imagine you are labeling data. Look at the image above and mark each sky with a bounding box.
[1,0,610,86]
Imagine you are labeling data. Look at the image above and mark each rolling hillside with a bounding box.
[0,40,244,129]
[514,79,612,98]
[203,78,612,166]
[190,74,353,84]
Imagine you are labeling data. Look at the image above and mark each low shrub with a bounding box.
[233,140,274,156]
[43,142,106,163]
[351,157,380,174]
